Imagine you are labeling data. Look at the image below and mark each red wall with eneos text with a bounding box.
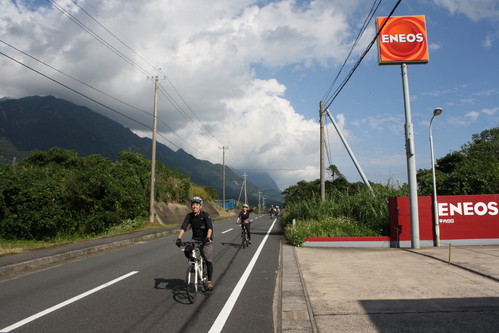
[389,194,499,242]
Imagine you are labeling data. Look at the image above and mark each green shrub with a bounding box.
[0,148,192,240]
[285,217,379,246]
[281,181,407,246]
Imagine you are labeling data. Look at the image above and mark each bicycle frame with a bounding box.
[181,241,207,303]
[240,222,249,248]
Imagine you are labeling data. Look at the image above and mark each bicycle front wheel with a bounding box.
[186,264,197,303]
[242,229,248,248]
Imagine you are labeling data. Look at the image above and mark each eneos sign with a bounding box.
[389,194,499,246]
[376,15,429,65]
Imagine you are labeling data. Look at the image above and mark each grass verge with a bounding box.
[0,217,169,257]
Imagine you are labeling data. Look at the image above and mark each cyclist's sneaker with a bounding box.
[248,239,251,244]
[206,281,214,291]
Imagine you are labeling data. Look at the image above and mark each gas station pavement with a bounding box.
[280,244,499,332]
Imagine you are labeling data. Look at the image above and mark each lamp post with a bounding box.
[429,107,443,247]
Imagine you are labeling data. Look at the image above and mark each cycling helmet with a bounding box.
[243,204,249,208]
[190,196,203,205]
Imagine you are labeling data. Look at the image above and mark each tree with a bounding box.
[328,164,345,181]
[418,127,498,195]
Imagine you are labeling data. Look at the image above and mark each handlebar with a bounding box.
[180,240,204,247]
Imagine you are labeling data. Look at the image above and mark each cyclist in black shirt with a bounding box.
[237,204,257,244]
[175,197,214,291]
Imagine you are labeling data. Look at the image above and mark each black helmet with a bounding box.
[190,196,203,205]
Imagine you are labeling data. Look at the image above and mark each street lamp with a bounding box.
[429,107,443,247]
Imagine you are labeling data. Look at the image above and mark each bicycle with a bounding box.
[238,221,250,248]
[180,240,208,303]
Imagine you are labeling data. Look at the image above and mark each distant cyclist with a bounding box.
[237,204,257,244]
[175,197,214,291]
[269,205,275,218]
[275,205,280,217]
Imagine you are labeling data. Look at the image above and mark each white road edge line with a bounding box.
[0,271,139,332]
[208,218,278,333]
[221,228,233,234]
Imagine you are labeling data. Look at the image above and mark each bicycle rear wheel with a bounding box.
[242,229,248,248]
[186,264,197,303]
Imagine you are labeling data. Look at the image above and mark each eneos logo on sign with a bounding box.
[376,15,429,65]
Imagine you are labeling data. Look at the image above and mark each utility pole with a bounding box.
[219,146,228,211]
[149,76,159,223]
[319,101,326,201]
[243,172,248,204]
[258,190,262,212]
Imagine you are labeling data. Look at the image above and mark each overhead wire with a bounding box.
[0,39,153,118]
[0,49,152,131]
[1,47,196,152]
[0,38,210,155]
[64,0,226,149]
[69,0,160,73]
[322,0,384,103]
[45,0,228,162]
[46,0,152,77]
[69,0,235,165]
[323,0,402,110]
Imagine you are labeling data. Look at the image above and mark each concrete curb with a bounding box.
[280,243,317,332]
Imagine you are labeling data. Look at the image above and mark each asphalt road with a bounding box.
[0,215,281,333]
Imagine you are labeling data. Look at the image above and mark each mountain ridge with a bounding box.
[0,95,283,205]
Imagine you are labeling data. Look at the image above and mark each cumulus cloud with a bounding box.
[465,111,481,122]
[0,0,365,188]
[351,114,404,135]
[433,0,499,22]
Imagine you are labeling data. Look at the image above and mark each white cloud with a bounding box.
[429,42,441,50]
[473,88,499,96]
[351,114,404,135]
[433,0,499,21]
[481,107,498,116]
[463,107,498,122]
[465,111,481,122]
[0,0,367,188]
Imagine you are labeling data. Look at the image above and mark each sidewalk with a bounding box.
[280,244,499,332]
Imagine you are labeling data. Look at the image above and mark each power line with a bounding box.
[69,0,160,74]
[46,0,152,77]
[0,38,153,118]
[0,49,152,130]
[66,0,226,153]
[45,0,226,161]
[1,37,218,156]
[323,0,402,110]
[322,0,384,103]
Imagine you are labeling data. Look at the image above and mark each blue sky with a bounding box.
[1,0,498,189]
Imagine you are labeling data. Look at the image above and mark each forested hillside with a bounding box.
[0,96,283,204]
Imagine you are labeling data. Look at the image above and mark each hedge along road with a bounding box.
[0,215,281,333]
